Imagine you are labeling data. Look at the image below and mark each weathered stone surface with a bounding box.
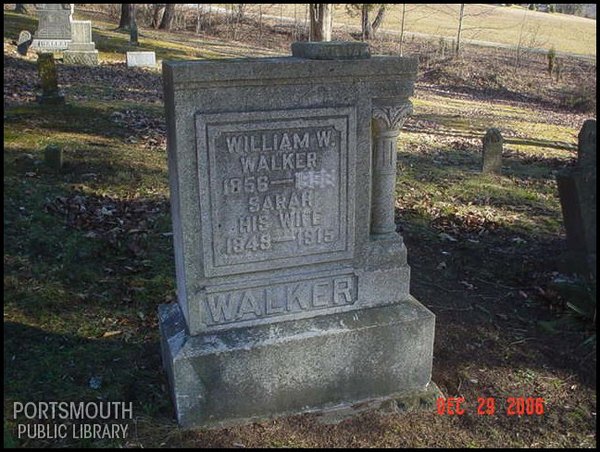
[557,119,596,281]
[159,298,435,428]
[44,144,63,171]
[36,53,64,105]
[17,30,32,56]
[482,128,503,174]
[63,51,99,66]
[126,51,156,68]
[160,42,434,427]
[291,41,370,60]
[64,20,99,66]
[30,4,72,52]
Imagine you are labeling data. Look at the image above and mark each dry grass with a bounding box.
[217,4,596,57]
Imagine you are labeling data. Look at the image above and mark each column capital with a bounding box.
[372,99,413,133]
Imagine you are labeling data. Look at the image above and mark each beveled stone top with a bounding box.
[291,41,370,60]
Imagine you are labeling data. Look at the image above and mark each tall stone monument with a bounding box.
[557,119,596,282]
[64,20,98,65]
[30,4,73,52]
[160,42,436,428]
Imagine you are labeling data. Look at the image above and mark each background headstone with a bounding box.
[64,20,99,65]
[482,128,503,174]
[557,119,596,282]
[160,42,436,427]
[126,51,156,68]
[17,30,32,56]
[44,144,63,171]
[30,4,72,52]
[36,53,65,105]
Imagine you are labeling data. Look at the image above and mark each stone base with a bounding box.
[36,93,65,105]
[159,296,435,428]
[63,50,99,66]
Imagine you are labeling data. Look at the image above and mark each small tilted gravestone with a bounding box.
[126,51,156,68]
[159,41,437,428]
[17,30,32,56]
[44,144,63,171]
[63,20,98,66]
[482,128,503,174]
[556,119,596,281]
[36,53,65,105]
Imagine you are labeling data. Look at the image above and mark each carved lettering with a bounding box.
[204,276,357,325]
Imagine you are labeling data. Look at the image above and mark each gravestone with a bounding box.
[44,144,63,171]
[160,42,437,428]
[30,4,73,52]
[17,30,32,56]
[126,51,156,68]
[557,119,596,281]
[482,128,503,174]
[36,53,64,105]
[64,20,98,65]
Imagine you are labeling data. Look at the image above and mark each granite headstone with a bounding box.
[126,51,156,68]
[557,119,596,281]
[159,41,436,428]
[30,4,73,52]
[64,20,99,65]
[36,53,64,105]
[482,128,503,174]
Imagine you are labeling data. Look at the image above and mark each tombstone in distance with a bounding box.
[64,20,99,66]
[482,128,503,174]
[30,4,73,52]
[160,41,436,428]
[36,53,64,105]
[126,51,156,68]
[17,30,33,56]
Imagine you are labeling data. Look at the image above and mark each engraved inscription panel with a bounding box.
[196,108,356,276]
[201,274,358,330]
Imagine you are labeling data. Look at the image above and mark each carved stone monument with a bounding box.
[557,119,596,282]
[482,128,503,174]
[159,41,436,427]
[64,20,98,65]
[30,4,73,52]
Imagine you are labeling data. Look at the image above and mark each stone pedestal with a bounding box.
[160,42,435,427]
[160,299,435,428]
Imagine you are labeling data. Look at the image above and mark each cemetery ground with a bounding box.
[3,9,596,448]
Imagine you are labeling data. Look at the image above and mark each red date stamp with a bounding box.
[436,397,545,416]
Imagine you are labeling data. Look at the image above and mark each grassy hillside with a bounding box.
[234,4,596,56]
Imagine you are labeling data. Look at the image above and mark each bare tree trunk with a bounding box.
[159,3,175,31]
[455,3,464,57]
[371,4,386,35]
[259,4,263,39]
[399,4,406,56]
[15,3,27,14]
[129,4,138,45]
[309,4,332,42]
[196,4,201,34]
[119,3,131,30]
[152,4,165,29]
[361,5,372,40]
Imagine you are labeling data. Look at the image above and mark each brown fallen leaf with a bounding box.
[102,330,122,338]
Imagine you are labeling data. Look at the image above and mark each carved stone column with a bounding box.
[371,98,413,239]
